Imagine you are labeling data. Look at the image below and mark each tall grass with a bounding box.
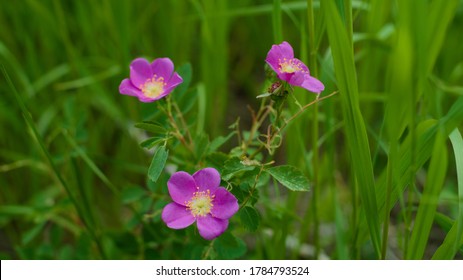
[1,0,462,259]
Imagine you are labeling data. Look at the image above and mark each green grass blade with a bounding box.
[1,64,107,259]
[422,0,459,77]
[272,0,283,42]
[432,128,463,259]
[357,95,463,247]
[62,129,119,195]
[450,129,463,255]
[193,0,229,136]
[321,0,381,258]
[406,129,448,259]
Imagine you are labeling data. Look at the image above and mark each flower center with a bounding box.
[141,75,166,99]
[279,58,303,73]
[186,189,214,217]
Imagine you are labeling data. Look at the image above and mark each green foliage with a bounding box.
[266,165,310,191]
[433,129,463,259]
[148,146,169,183]
[322,0,381,257]
[407,130,448,259]
[239,206,261,232]
[212,233,247,260]
[222,157,256,181]
[1,0,462,260]
[135,121,167,135]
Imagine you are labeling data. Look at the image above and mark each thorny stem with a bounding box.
[247,91,338,158]
[239,164,270,210]
[202,239,216,259]
[241,98,273,156]
[159,97,194,152]
[172,99,193,145]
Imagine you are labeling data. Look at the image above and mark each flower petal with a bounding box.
[299,74,325,93]
[265,52,282,76]
[196,215,229,240]
[265,41,295,71]
[292,58,310,74]
[278,41,295,58]
[277,71,293,83]
[119,78,142,97]
[193,168,221,192]
[168,171,196,206]
[287,71,305,87]
[151,58,174,80]
[162,202,195,229]
[165,72,183,92]
[130,58,153,88]
[211,187,238,220]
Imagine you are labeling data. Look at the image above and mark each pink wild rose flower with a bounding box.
[119,57,183,102]
[161,168,239,240]
[266,41,324,93]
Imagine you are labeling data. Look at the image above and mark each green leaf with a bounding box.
[175,63,192,97]
[148,146,169,182]
[139,137,166,150]
[239,206,260,232]
[0,205,35,216]
[22,222,46,245]
[213,232,247,260]
[205,152,230,173]
[222,157,256,181]
[134,121,166,134]
[266,165,310,191]
[208,131,235,153]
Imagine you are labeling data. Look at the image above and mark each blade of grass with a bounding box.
[357,95,463,247]
[272,0,283,43]
[193,0,229,136]
[406,128,448,259]
[450,129,463,255]
[432,128,463,259]
[307,0,320,258]
[321,0,381,258]
[1,64,107,259]
[62,129,119,195]
[383,0,414,258]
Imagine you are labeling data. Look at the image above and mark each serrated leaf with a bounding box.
[134,121,166,134]
[266,165,310,191]
[239,206,260,232]
[222,157,256,181]
[213,232,247,260]
[148,146,169,182]
[205,152,230,175]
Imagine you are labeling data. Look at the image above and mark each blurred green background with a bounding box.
[1,0,463,259]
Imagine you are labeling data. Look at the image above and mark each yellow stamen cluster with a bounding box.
[278,58,306,74]
[186,189,215,217]
[141,75,166,99]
